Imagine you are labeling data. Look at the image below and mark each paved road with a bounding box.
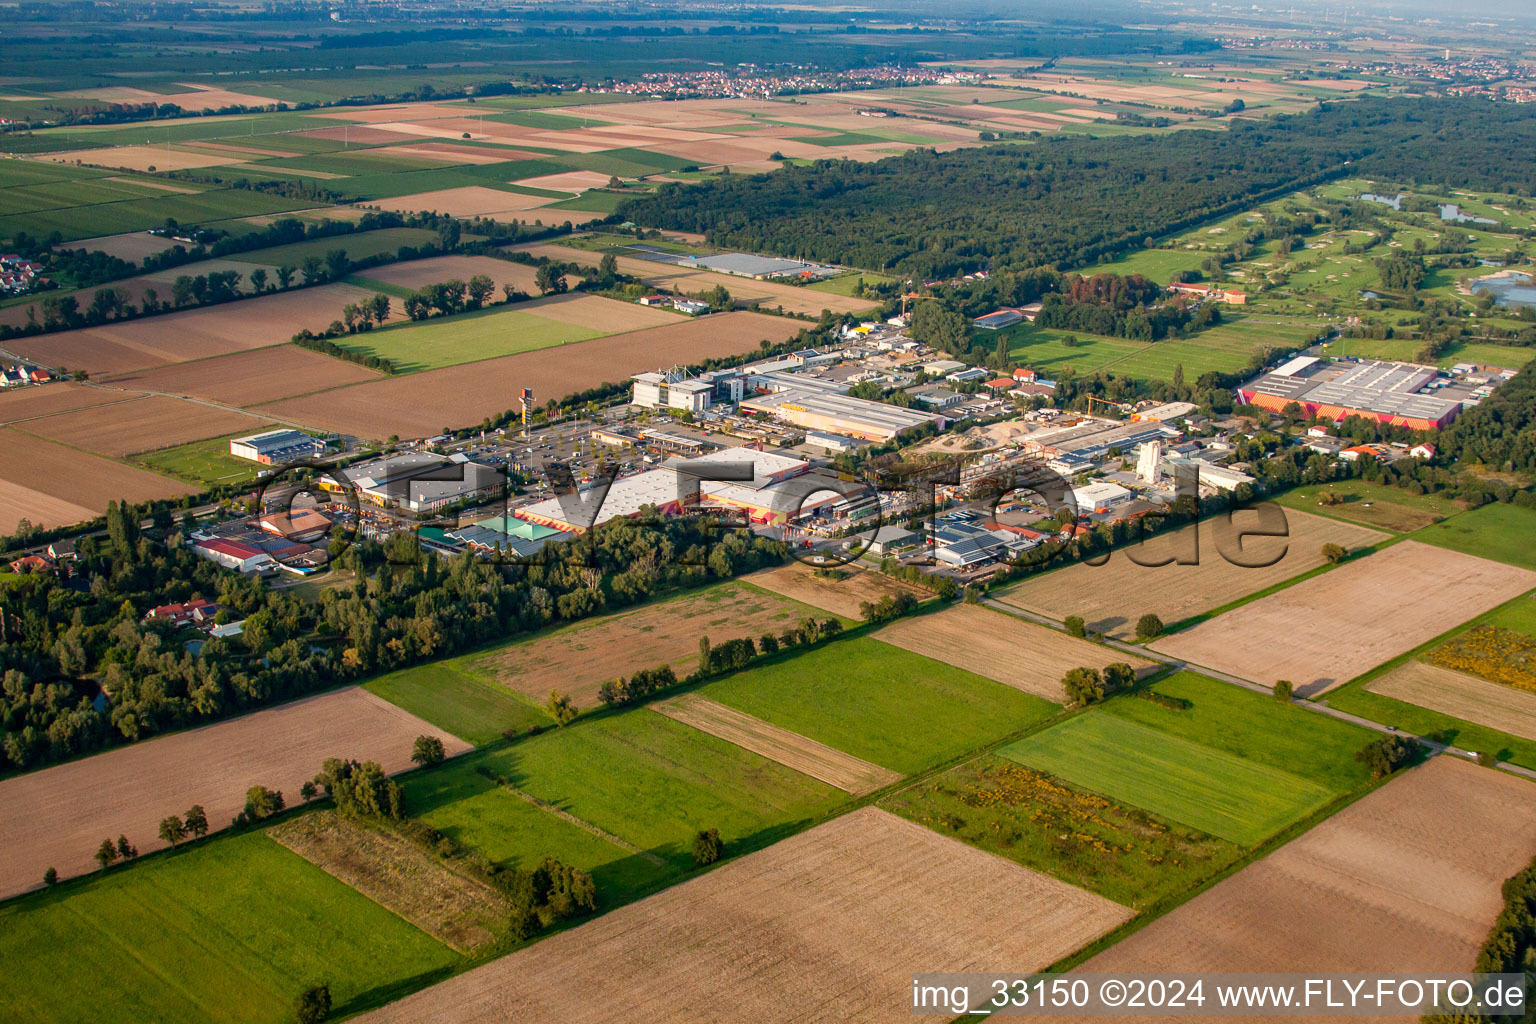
[981,597,1536,784]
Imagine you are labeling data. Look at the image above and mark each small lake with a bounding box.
[1471,272,1536,309]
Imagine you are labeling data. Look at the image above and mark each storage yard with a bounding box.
[352,808,1133,1024]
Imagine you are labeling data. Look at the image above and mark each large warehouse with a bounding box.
[1236,357,1470,430]
[739,389,942,442]
[229,429,325,465]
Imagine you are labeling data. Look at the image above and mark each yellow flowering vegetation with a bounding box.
[1425,625,1536,693]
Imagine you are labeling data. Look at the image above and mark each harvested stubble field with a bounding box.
[461,581,818,709]
[16,394,268,457]
[0,687,469,900]
[257,311,799,438]
[357,253,540,295]
[1368,661,1536,743]
[514,243,880,316]
[994,508,1386,638]
[515,292,684,332]
[651,694,900,794]
[875,605,1154,701]
[1074,757,1536,984]
[0,427,193,532]
[743,563,927,620]
[70,230,182,261]
[0,382,128,424]
[1151,541,1536,695]
[356,807,1133,1024]
[8,283,395,374]
[102,344,382,407]
[270,810,508,953]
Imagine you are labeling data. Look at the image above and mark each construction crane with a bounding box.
[900,291,937,317]
[1085,395,1128,417]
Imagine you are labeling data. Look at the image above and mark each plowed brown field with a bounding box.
[995,507,1386,638]
[874,605,1155,702]
[1071,757,1536,994]
[0,687,469,899]
[1368,661,1536,743]
[102,345,381,407]
[742,563,927,620]
[1151,542,1536,694]
[356,807,1133,1024]
[651,695,900,794]
[19,394,267,456]
[0,427,193,532]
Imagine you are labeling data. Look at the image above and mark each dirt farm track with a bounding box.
[0,688,469,900]
[355,807,1133,1024]
[1076,757,1536,991]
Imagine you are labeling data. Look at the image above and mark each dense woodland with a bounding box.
[620,98,1536,278]
[0,507,787,771]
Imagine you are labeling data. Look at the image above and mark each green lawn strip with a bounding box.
[700,637,1057,775]
[1410,502,1536,572]
[401,755,677,902]
[226,227,441,266]
[468,711,845,868]
[0,831,457,1024]
[329,304,604,373]
[541,191,625,213]
[879,753,1241,910]
[341,273,417,300]
[998,714,1336,845]
[365,662,552,746]
[1101,671,1376,791]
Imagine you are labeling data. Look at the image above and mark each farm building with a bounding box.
[1236,357,1470,431]
[738,389,942,442]
[229,429,325,465]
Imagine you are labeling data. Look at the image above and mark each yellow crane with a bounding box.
[1085,395,1127,417]
[900,291,937,317]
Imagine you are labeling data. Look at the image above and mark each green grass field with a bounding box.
[701,638,1057,774]
[402,756,677,901]
[334,304,604,373]
[470,711,843,866]
[365,662,552,745]
[1004,324,1149,374]
[0,185,313,244]
[132,431,276,487]
[1074,247,1212,283]
[229,227,441,266]
[1102,672,1376,791]
[1272,481,1462,533]
[999,713,1336,845]
[0,831,457,1024]
[1412,502,1536,571]
[880,754,1240,909]
[806,271,895,296]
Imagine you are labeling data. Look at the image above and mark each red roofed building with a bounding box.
[982,377,1018,393]
[7,553,56,575]
[143,599,220,628]
[192,537,274,572]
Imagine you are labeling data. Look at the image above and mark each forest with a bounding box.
[619,98,1536,279]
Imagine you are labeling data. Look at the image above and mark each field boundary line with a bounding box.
[481,772,666,867]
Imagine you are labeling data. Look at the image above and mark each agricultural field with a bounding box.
[356,253,541,295]
[993,507,1386,637]
[333,303,604,374]
[1271,480,1463,533]
[402,758,677,904]
[454,711,842,868]
[0,380,127,424]
[0,427,194,534]
[354,808,1133,1024]
[872,604,1154,701]
[269,810,509,953]
[225,226,440,265]
[650,694,900,795]
[0,831,459,1024]
[457,580,823,710]
[8,282,393,375]
[257,310,800,438]
[999,714,1335,845]
[14,394,267,457]
[881,756,1240,909]
[101,344,383,408]
[0,687,468,899]
[1413,502,1536,572]
[742,562,927,620]
[1077,757,1536,973]
[1368,661,1536,744]
[514,242,881,316]
[365,661,553,746]
[1152,541,1536,694]
[700,638,1056,774]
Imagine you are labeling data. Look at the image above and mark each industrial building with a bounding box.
[191,537,274,573]
[1236,357,1471,430]
[229,429,326,465]
[631,371,715,414]
[326,452,505,514]
[739,390,942,442]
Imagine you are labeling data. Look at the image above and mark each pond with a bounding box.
[1470,271,1536,309]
